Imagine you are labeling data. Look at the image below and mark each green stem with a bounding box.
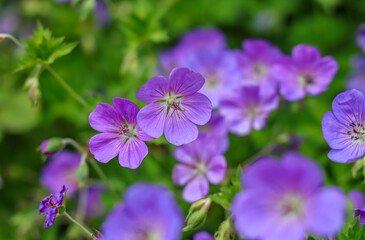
[89,159,119,199]
[45,64,93,111]
[63,211,95,239]
[0,34,24,48]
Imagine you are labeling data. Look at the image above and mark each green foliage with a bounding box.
[18,23,77,71]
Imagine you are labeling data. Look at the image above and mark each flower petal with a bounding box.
[206,155,226,184]
[307,56,338,95]
[173,144,196,165]
[89,133,124,163]
[349,190,364,210]
[183,175,209,203]
[332,89,365,126]
[137,103,167,138]
[118,138,148,169]
[292,44,321,66]
[328,143,365,163]
[136,76,169,103]
[164,110,198,146]
[172,164,195,186]
[304,187,346,236]
[181,93,212,125]
[322,111,351,150]
[169,67,205,96]
[112,98,139,125]
[89,103,122,133]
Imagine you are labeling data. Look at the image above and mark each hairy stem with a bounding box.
[45,64,93,111]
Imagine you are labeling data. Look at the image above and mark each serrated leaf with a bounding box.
[17,22,78,71]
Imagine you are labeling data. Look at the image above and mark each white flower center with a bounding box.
[297,74,314,88]
[279,194,304,218]
[348,122,365,142]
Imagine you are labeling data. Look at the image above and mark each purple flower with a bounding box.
[219,86,279,136]
[233,39,282,96]
[40,139,54,157]
[39,185,66,228]
[193,231,214,240]
[184,50,238,108]
[41,151,81,195]
[84,184,106,219]
[274,44,338,101]
[357,24,365,52]
[89,98,154,169]
[102,183,184,240]
[232,152,346,240]
[158,28,226,75]
[0,12,18,34]
[347,56,365,93]
[136,67,212,146]
[322,89,365,163]
[198,113,229,153]
[173,134,227,203]
[349,190,364,210]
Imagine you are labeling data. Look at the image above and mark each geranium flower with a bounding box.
[274,44,338,101]
[173,134,226,202]
[89,98,154,169]
[232,152,345,240]
[136,67,212,146]
[322,89,365,163]
[39,185,66,228]
[102,183,184,240]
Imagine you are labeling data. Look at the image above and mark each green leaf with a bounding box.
[17,22,78,71]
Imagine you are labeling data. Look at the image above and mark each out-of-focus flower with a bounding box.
[357,24,365,52]
[322,89,365,163]
[220,86,279,136]
[198,113,229,153]
[101,183,184,240]
[158,28,226,75]
[41,151,80,195]
[89,98,154,169]
[173,134,227,202]
[232,152,346,240]
[136,67,212,146]
[39,185,66,228]
[347,56,365,93]
[184,50,237,108]
[0,11,18,34]
[193,231,214,240]
[274,44,338,101]
[54,0,111,27]
[40,138,65,157]
[233,39,282,96]
[84,184,106,219]
[348,190,365,226]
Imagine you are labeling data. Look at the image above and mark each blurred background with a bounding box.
[1,0,365,239]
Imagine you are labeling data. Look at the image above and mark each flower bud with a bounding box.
[24,65,43,106]
[40,138,65,157]
[183,198,211,231]
[76,161,89,188]
[214,218,234,240]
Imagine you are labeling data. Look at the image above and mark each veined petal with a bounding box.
[118,138,148,169]
[172,164,195,186]
[89,133,124,163]
[328,143,365,163]
[183,175,209,203]
[322,111,352,149]
[169,67,205,96]
[89,103,122,133]
[164,110,198,146]
[137,103,167,138]
[136,76,169,103]
[112,98,139,125]
[181,93,212,125]
[206,155,226,184]
[332,89,365,126]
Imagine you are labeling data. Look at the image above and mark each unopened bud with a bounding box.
[214,218,234,240]
[24,65,43,106]
[76,161,89,188]
[183,198,211,231]
[40,138,65,157]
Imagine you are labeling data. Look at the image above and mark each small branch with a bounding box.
[0,33,24,48]
[45,64,93,111]
[63,211,95,239]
